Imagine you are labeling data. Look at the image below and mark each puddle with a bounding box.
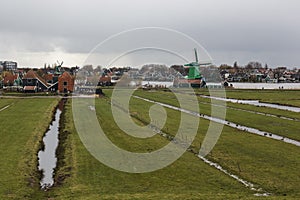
[88,105,96,111]
[38,105,62,190]
[134,96,300,147]
[201,115,300,147]
[198,101,300,122]
[167,93,299,122]
[201,96,300,113]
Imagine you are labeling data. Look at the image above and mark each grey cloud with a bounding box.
[0,0,299,67]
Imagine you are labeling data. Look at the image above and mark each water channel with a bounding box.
[38,102,63,190]
[134,96,300,147]
[200,95,300,113]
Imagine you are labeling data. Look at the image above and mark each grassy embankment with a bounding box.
[50,89,299,199]
[133,89,300,141]
[0,98,59,199]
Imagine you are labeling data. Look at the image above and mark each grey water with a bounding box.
[38,108,62,189]
[198,101,300,122]
[141,82,300,90]
[201,95,300,113]
[227,82,300,90]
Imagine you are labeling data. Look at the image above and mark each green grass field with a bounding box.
[51,89,299,199]
[0,97,59,199]
[129,91,300,196]
[50,97,253,199]
[1,88,300,199]
[133,90,300,141]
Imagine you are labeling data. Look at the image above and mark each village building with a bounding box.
[98,76,112,86]
[22,70,49,92]
[3,73,18,86]
[21,69,74,93]
[58,71,75,93]
[1,61,18,72]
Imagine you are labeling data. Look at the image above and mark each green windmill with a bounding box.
[184,48,211,80]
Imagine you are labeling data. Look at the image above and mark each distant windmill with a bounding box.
[173,48,210,88]
[184,48,211,80]
[55,61,63,74]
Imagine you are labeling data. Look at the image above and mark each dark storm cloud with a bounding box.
[0,0,300,67]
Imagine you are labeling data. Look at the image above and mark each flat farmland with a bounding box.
[51,89,300,199]
[0,97,59,199]
[1,88,300,199]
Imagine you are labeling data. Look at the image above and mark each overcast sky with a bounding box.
[0,0,300,68]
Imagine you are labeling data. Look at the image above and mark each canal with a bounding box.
[38,101,63,190]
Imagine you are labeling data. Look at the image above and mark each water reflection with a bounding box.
[38,106,62,189]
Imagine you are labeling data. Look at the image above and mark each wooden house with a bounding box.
[22,70,49,92]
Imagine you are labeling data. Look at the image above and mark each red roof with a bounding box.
[3,73,18,85]
[99,76,111,82]
[59,71,73,79]
[176,79,201,84]
[23,70,36,79]
[24,86,36,91]
[43,74,54,82]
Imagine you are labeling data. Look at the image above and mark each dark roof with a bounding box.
[23,69,49,87]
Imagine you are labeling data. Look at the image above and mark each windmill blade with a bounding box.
[194,49,212,65]
[194,48,199,63]
[198,61,212,66]
[57,60,63,66]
